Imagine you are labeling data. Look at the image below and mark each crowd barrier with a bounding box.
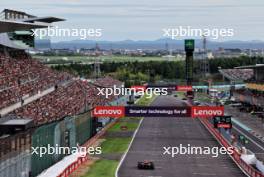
[57,119,119,177]
[201,118,263,177]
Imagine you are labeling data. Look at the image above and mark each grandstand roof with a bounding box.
[22,16,65,23]
[0,19,48,33]
[1,9,36,19]
[235,64,264,69]
[0,117,34,133]
[0,9,65,50]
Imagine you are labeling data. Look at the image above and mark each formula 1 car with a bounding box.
[137,161,155,170]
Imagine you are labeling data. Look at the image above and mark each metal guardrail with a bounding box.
[201,118,263,177]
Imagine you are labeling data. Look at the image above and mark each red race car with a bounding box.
[137,160,155,170]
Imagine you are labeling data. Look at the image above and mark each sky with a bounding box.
[1,0,264,42]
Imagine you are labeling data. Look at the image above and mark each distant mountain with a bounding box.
[50,38,264,50]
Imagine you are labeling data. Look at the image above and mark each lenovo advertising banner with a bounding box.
[92,106,224,118]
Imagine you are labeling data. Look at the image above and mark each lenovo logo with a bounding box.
[191,106,224,118]
[93,106,125,118]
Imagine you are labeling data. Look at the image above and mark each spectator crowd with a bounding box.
[0,51,122,126]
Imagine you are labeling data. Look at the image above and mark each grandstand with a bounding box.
[219,65,264,109]
[219,69,254,81]
[0,9,125,177]
[0,52,72,111]
[93,76,123,88]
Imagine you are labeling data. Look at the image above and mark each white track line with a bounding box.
[200,120,250,177]
[115,118,144,177]
[115,96,158,177]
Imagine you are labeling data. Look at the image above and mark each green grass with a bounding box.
[176,91,185,99]
[83,93,157,177]
[108,121,139,132]
[101,137,132,154]
[195,93,212,103]
[82,159,118,177]
[35,55,172,63]
[136,94,157,106]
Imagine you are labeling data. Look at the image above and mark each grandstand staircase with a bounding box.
[12,40,30,49]
[8,31,33,49]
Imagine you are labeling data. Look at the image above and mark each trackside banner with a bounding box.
[131,85,192,91]
[130,85,146,91]
[92,106,224,118]
[125,106,190,117]
[176,85,193,91]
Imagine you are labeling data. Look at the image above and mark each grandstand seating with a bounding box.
[0,50,123,126]
[0,52,72,109]
[93,76,124,102]
[219,69,253,81]
[14,80,81,125]
[12,78,120,126]
[94,76,123,88]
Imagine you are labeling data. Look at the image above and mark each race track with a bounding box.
[117,95,246,177]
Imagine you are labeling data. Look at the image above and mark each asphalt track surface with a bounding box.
[231,123,264,161]
[118,95,246,177]
[232,123,264,153]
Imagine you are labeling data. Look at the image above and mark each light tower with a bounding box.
[93,43,101,78]
[165,42,169,54]
[185,39,195,85]
[165,42,169,51]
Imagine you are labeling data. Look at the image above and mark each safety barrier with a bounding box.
[200,118,263,177]
[57,119,119,177]
[57,156,88,177]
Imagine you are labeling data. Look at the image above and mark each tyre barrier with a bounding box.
[200,118,263,177]
[56,120,119,177]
